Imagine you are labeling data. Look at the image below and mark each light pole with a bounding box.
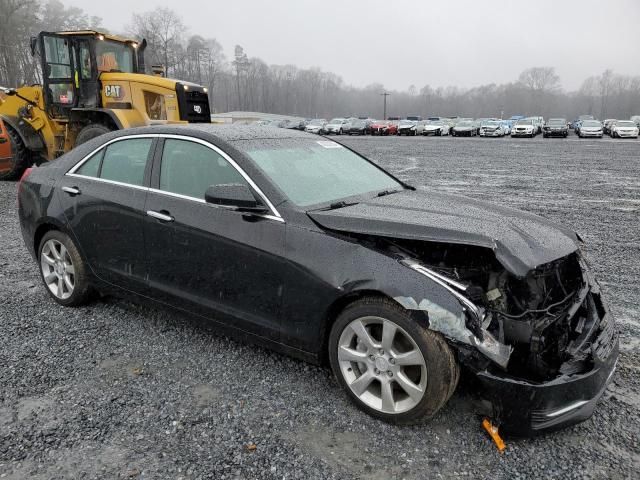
[380,92,390,120]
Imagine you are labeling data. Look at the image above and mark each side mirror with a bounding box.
[205,183,268,213]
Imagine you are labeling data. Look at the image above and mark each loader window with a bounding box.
[42,35,75,106]
[43,36,72,79]
[96,40,134,73]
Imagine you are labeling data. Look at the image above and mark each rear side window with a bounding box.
[75,150,103,177]
[159,139,248,200]
[100,138,152,186]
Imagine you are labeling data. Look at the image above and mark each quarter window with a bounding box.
[75,150,103,177]
[159,139,248,200]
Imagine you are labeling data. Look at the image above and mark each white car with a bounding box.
[420,120,450,136]
[305,119,327,134]
[511,119,536,137]
[611,120,639,138]
[578,120,603,138]
[323,118,348,135]
[479,120,506,137]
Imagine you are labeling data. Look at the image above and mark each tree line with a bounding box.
[2,0,639,120]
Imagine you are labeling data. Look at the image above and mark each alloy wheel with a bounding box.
[40,239,75,300]
[337,316,427,414]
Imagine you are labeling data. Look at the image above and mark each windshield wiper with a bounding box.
[376,188,402,197]
[316,200,360,211]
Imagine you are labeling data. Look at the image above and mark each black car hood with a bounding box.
[308,190,579,277]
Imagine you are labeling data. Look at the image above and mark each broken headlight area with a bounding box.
[386,239,615,381]
[389,239,618,435]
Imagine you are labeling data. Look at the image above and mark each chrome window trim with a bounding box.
[65,133,285,223]
[65,173,150,192]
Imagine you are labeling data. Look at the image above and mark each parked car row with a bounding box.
[257,115,640,140]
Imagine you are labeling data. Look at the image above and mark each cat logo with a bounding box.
[104,85,123,99]
[194,105,202,114]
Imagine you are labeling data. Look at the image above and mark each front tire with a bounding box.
[38,230,92,306]
[328,297,459,425]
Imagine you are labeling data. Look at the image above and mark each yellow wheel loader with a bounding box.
[0,30,210,180]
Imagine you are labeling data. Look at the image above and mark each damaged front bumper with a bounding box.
[472,324,617,436]
[467,270,619,436]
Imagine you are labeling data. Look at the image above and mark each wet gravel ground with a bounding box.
[1,134,639,479]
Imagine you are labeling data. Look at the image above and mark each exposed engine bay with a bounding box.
[369,237,607,382]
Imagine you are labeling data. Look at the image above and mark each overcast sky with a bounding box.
[68,0,640,91]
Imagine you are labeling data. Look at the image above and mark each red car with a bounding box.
[369,120,398,136]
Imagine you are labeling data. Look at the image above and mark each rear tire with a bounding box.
[75,124,113,147]
[38,230,92,307]
[0,126,32,181]
[328,296,459,425]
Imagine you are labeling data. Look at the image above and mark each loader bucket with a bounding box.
[0,118,15,176]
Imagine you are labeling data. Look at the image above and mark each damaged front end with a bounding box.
[387,239,618,436]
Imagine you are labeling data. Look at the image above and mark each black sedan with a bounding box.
[18,126,618,436]
[346,119,371,135]
[543,118,569,138]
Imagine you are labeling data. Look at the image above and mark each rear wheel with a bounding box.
[38,230,92,306]
[0,126,32,181]
[329,297,459,425]
[75,124,113,147]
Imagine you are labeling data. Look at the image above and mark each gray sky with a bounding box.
[69,0,640,91]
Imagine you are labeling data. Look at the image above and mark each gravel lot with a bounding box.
[1,135,638,479]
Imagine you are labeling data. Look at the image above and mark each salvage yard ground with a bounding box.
[1,135,638,479]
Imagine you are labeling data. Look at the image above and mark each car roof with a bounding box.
[107,124,312,143]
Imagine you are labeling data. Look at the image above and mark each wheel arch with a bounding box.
[69,109,122,131]
[319,289,426,366]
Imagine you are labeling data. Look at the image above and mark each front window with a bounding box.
[516,119,533,125]
[159,139,248,200]
[582,121,601,127]
[96,40,134,73]
[240,139,403,207]
[617,121,635,127]
[329,118,345,124]
[308,119,325,126]
[548,119,566,125]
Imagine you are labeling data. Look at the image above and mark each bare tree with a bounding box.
[129,8,185,76]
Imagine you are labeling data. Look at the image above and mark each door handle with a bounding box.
[62,186,81,196]
[146,210,174,222]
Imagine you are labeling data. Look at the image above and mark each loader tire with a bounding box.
[0,126,32,181]
[75,124,113,147]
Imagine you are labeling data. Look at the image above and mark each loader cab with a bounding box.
[35,31,145,118]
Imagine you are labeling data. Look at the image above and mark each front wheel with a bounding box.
[329,297,459,425]
[38,230,92,306]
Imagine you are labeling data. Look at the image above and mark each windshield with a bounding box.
[399,120,415,126]
[582,121,601,127]
[427,121,444,125]
[483,121,500,126]
[516,119,533,125]
[308,119,325,126]
[352,120,366,127]
[329,118,344,124]
[548,119,566,125]
[617,121,635,127]
[96,40,134,73]
[241,139,403,207]
[457,121,473,127]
